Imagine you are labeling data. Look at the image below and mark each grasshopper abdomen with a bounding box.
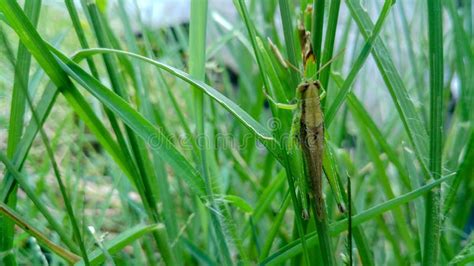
[299,81,325,220]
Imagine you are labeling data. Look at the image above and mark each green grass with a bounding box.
[424,0,444,264]
[0,0,472,265]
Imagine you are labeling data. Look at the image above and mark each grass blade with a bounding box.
[1,1,41,263]
[72,48,278,152]
[319,0,341,96]
[0,202,80,264]
[278,0,299,88]
[311,0,325,68]
[423,0,444,264]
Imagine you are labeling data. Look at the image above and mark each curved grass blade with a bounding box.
[72,48,274,142]
[50,48,207,197]
[71,48,279,160]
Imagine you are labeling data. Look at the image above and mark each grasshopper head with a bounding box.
[298,80,321,93]
[298,80,322,102]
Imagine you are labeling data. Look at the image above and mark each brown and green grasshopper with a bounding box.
[297,80,325,220]
[267,24,342,221]
[294,27,326,220]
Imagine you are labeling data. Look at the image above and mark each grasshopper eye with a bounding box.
[298,83,309,93]
[314,80,322,90]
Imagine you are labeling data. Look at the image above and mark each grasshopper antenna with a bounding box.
[268,36,345,81]
[267,37,304,76]
[285,60,304,76]
[309,48,346,80]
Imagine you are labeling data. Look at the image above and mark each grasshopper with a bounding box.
[267,24,341,221]
[297,79,325,220]
[294,26,326,221]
